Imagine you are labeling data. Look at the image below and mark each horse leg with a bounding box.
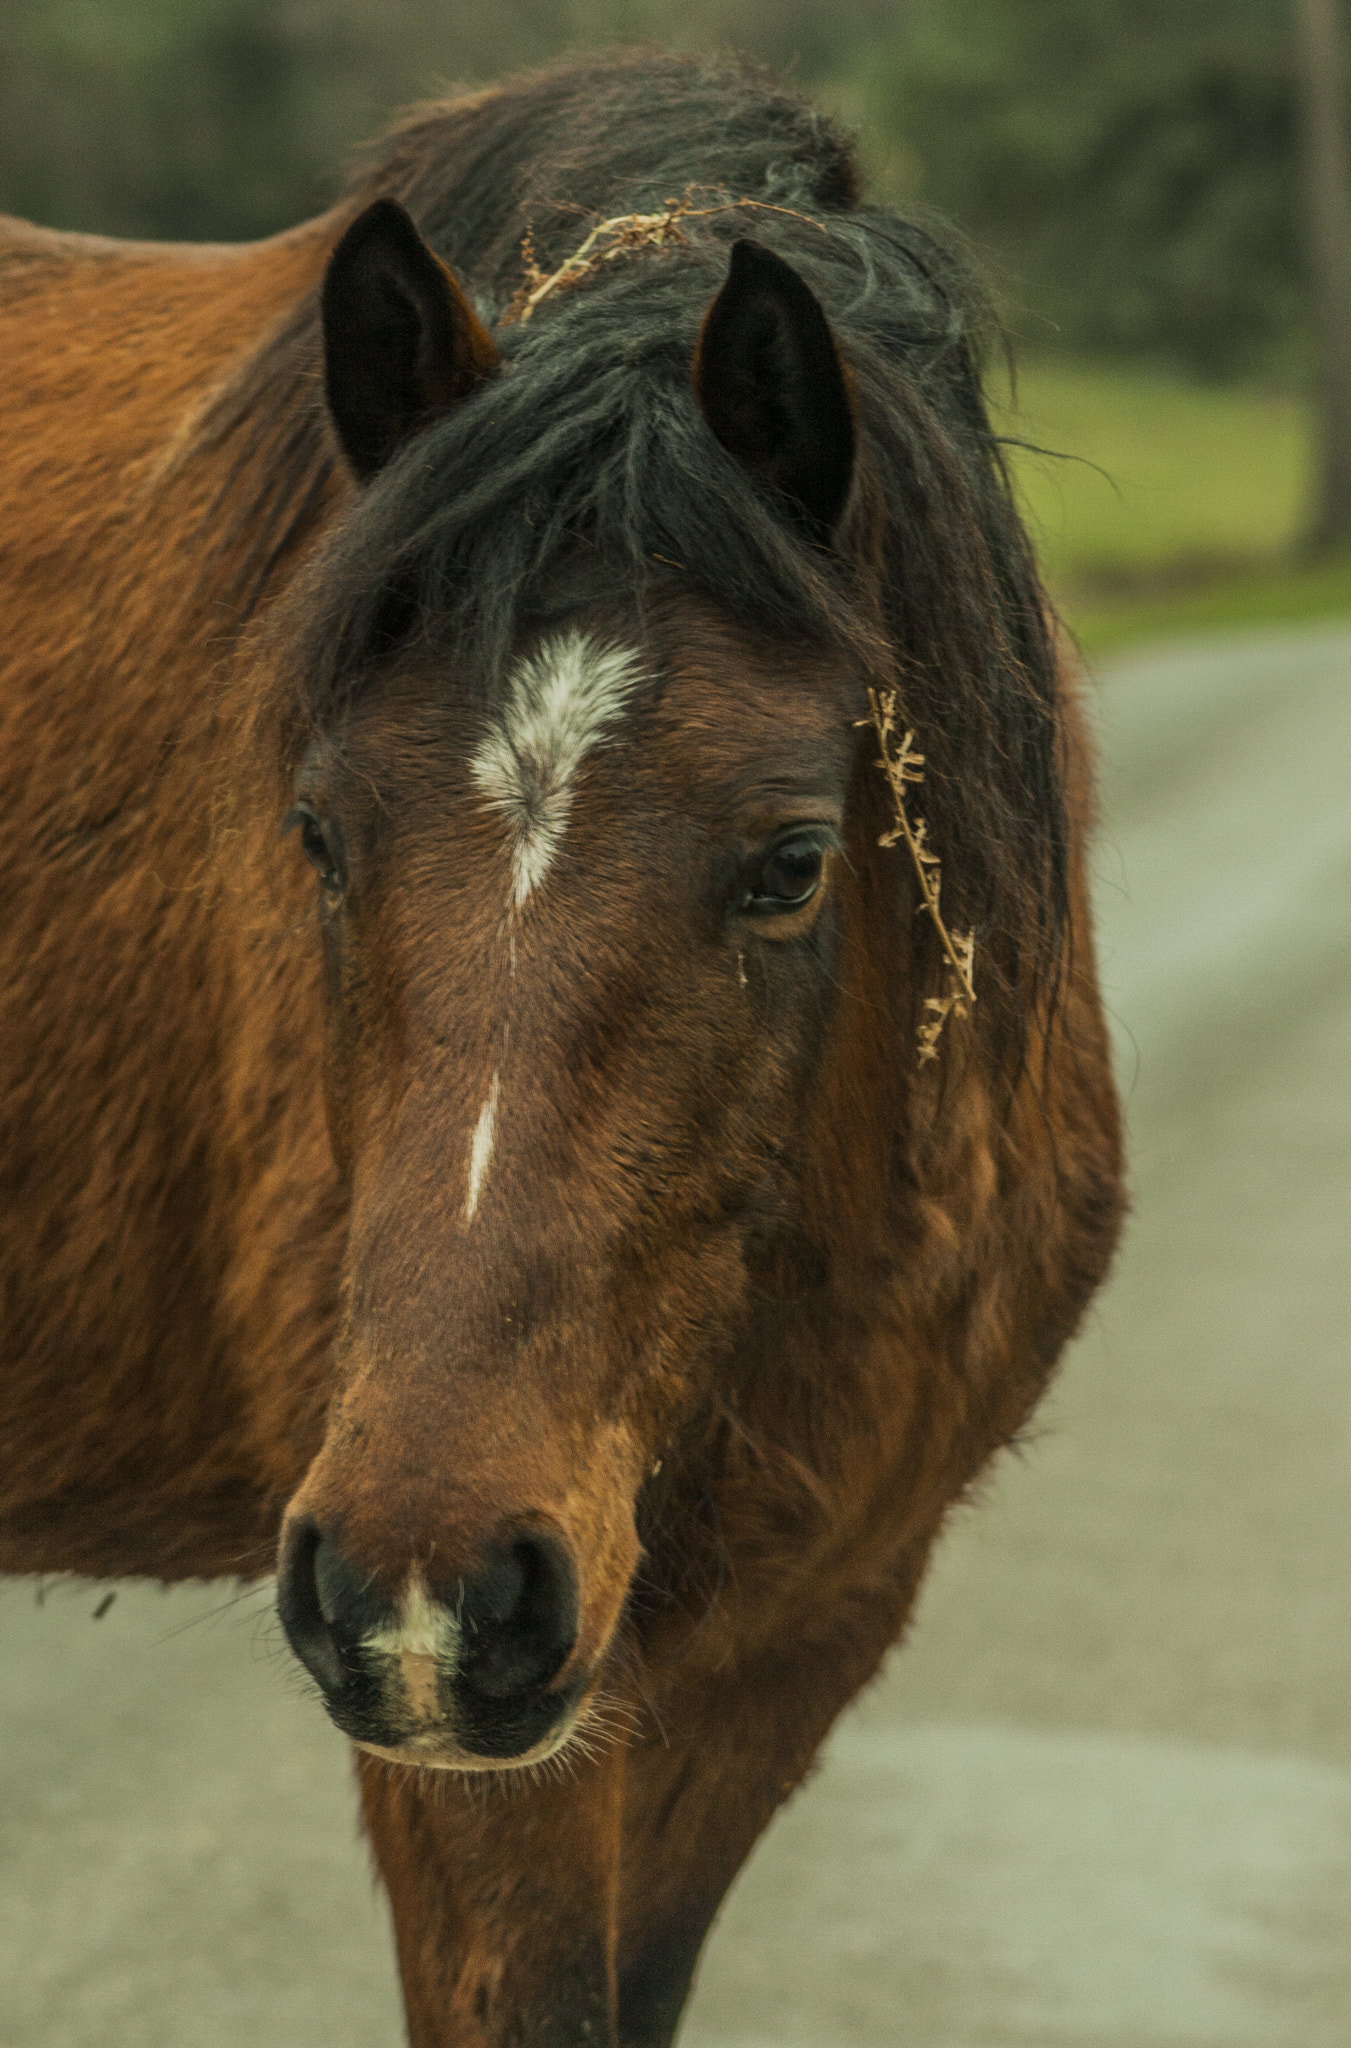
[616,1601,924,2048]
[615,1724,799,2048]
[359,1748,625,2047]
[616,1906,718,2048]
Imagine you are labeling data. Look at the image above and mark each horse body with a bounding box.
[0,54,1123,2047]
[0,213,342,1574]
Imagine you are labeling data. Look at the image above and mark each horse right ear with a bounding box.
[321,199,500,483]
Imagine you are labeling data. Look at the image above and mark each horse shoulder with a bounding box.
[0,212,346,1580]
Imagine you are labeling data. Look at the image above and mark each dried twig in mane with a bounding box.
[864,688,977,1063]
[501,188,826,325]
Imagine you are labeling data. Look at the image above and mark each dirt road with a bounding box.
[3,622,1349,2047]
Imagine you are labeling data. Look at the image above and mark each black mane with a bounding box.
[205,51,1065,1033]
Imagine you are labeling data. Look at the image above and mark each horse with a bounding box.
[0,49,1124,2048]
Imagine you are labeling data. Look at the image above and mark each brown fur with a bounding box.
[0,61,1123,2048]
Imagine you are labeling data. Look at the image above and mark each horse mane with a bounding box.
[195,50,1066,1040]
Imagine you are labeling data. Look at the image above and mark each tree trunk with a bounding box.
[1295,0,1351,549]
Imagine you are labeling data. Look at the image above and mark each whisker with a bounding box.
[150,1581,276,1647]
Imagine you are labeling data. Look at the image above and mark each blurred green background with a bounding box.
[3,0,1349,653]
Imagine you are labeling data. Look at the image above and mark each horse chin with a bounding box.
[354,1712,583,1775]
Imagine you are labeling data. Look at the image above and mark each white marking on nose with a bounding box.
[364,1571,462,1728]
[465,1071,500,1222]
[471,629,643,909]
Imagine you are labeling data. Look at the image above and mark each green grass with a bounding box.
[1059,545,1351,658]
[988,355,1351,655]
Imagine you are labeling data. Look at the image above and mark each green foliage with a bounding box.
[1073,545,1351,655]
[854,0,1302,376]
[0,0,377,239]
[1000,354,1310,591]
[0,0,586,239]
[989,354,1351,656]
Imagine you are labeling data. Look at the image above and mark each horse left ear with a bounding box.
[322,198,500,483]
[692,239,855,540]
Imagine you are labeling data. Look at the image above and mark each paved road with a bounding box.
[3,623,1349,2047]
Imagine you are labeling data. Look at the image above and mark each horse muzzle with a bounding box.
[276,1515,586,1767]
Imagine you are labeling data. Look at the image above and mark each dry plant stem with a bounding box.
[864,687,977,1063]
[502,190,826,325]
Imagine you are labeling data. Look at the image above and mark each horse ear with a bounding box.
[321,198,500,483]
[692,239,855,540]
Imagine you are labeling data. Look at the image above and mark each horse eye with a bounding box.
[282,803,343,895]
[743,833,829,915]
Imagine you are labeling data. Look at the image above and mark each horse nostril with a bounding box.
[457,1530,579,1701]
[277,1517,345,1695]
[277,1519,390,1697]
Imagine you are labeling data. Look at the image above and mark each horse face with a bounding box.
[277,202,864,1767]
[277,605,862,1767]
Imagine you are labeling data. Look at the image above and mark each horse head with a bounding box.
[275,201,881,1768]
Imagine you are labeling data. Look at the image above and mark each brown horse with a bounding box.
[0,50,1123,2048]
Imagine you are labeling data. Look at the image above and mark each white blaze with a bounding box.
[364,1570,461,1728]
[464,1071,500,1222]
[471,629,643,909]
